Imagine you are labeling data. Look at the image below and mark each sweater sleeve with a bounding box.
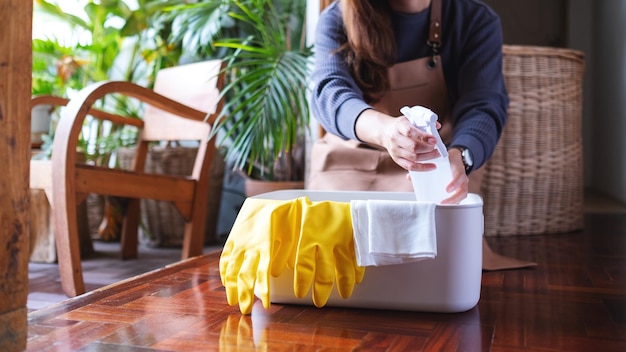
[309,3,371,140]
[446,5,509,171]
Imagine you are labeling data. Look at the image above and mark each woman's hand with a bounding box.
[441,148,469,204]
[381,116,444,171]
[403,147,469,204]
[355,110,442,171]
[355,109,469,204]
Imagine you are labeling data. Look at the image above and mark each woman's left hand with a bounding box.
[441,148,469,204]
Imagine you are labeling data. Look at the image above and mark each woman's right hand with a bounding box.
[355,109,441,171]
[383,115,443,171]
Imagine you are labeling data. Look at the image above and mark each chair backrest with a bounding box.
[140,60,223,142]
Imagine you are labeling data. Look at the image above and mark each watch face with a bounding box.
[462,148,473,167]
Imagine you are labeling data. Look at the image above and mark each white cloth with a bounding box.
[351,199,437,266]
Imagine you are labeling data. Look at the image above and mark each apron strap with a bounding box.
[428,0,442,68]
[428,0,442,46]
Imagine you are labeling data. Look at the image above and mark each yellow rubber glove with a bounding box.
[219,197,302,314]
[293,198,366,307]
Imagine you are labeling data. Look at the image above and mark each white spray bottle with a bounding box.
[400,105,453,204]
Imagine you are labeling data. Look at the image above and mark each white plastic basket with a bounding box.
[253,190,484,313]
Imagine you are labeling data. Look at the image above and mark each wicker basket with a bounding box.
[481,45,585,236]
[118,143,225,246]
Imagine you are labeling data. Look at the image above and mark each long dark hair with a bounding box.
[339,0,396,103]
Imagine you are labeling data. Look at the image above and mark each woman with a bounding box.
[309,0,534,270]
[309,0,508,205]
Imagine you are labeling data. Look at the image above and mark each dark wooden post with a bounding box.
[0,0,33,350]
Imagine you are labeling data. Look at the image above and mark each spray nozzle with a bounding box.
[400,105,448,158]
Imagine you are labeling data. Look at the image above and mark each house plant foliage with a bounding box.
[33,0,184,164]
[213,0,312,182]
[32,0,187,240]
[164,0,313,183]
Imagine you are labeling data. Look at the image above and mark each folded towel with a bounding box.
[351,199,437,266]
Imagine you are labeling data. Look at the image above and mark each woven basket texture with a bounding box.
[118,144,225,247]
[481,45,585,236]
[86,194,104,237]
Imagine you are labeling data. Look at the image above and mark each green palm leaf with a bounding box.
[208,0,311,181]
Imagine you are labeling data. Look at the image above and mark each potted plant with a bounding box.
[208,0,313,196]
[162,0,312,195]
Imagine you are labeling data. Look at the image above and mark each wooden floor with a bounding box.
[25,190,626,351]
[27,241,224,312]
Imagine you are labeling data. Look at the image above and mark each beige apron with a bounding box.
[308,0,535,270]
[307,53,469,191]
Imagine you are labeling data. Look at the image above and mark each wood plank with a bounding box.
[0,0,32,350]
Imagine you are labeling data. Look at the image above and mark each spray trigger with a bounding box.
[400,106,448,158]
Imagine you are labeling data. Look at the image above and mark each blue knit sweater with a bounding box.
[310,0,509,170]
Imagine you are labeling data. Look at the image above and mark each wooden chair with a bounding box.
[50,60,225,297]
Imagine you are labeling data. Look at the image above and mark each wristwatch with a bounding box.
[454,147,473,173]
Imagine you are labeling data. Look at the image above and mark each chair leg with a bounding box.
[182,221,205,259]
[53,195,86,297]
[182,223,204,259]
[120,198,140,260]
[181,172,212,259]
